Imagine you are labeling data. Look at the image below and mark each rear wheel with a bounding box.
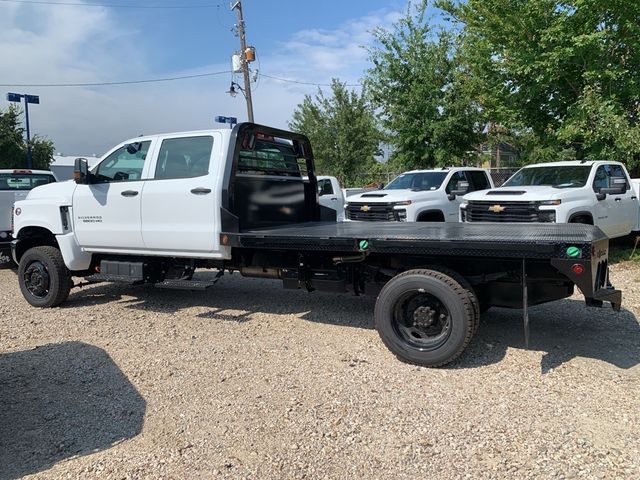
[18,246,71,307]
[375,269,477,367]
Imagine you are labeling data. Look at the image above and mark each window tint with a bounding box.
[155,136,214,179]
[238,138,302,177]
[445,171,467,194]
[95,141,151,182]
[466,171,490,191]
[318,178,334,195]
[592,164,630,192]
[0,173,55,190]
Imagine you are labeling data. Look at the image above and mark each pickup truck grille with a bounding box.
[464,201,547,223]
[346,202,396,221]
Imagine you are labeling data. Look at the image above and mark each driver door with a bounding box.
[72,139,155,250]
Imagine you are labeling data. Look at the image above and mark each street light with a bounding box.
[6,92,40,169]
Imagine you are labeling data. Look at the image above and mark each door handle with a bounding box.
[632,196,637,200]
[121,190,139,197]
[190,187,212,195]
[615,197,622,202]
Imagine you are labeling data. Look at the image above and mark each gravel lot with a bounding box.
[1,261,639,479]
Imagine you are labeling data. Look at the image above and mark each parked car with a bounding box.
[461,160,640,238]
[0,169,56,260]
[345,167,493,222]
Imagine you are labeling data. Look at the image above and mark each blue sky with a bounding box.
[0,0,418,154]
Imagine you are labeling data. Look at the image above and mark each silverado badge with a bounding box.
[360,205,371,212]
[488,204,506,213]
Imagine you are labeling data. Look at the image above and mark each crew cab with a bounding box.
[461,161,640,238]
[0,169,56,259]
[10,124,622,367]
[345,168,493,222]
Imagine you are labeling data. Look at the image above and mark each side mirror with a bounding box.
[596,176,626,200]
[73,158,90,184]
[448,180,469,201]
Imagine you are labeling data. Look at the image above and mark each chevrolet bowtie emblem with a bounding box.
[488,204,506,213]
[360,205,371,212]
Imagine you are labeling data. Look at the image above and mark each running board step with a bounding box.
[85,273,144,284]
[154,279,217,291]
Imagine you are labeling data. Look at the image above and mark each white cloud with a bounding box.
[0,3,401,156]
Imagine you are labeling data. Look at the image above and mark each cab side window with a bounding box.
[95,141,151,182]
[592,164,630,192]
[155,136,214,180]
[445,171,467,194]
[318,179,334,195]
[466,171,490,192]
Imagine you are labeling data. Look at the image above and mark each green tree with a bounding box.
[364,1,483,171]
[438,0,640,166]
[289,79,382,186]
[0,105,54,170]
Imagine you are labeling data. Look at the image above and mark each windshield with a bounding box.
[0,173,55,191]
[385,172,447,191]
[503,166,591,188]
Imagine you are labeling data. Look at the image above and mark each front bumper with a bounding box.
[0,232,12,257]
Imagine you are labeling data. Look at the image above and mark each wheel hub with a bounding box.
[24,262,50,297]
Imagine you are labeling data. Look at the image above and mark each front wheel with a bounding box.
[18,246,71,307]
[374,269,477,367]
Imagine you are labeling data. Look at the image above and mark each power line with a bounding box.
[259,73,361,87]
[0,70,232,87]
[0,0,216,8]
[0,71,363,89]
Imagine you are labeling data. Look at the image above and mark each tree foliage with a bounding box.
[438,0,640,166]
[364,1,483,171]
[289,79,382,186]
[0,105,54,170]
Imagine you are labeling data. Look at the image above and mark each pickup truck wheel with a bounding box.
[375,269,476,367]
[18,246,71,308]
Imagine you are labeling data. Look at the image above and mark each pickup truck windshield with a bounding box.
[0,173,55,190]
[503,166,591,188]
[385,172,447,191]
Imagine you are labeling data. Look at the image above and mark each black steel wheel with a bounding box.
[18,246,71,307]
[375,269,477,367]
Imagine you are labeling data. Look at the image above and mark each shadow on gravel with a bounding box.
[61,276,639,372]
[62,275,377,330]
[456,299,640,373]
[0,342,145,480]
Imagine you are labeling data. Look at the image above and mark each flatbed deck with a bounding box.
[225,222,607,259]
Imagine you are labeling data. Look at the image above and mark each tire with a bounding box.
[428,266,481,334]
[18,246,71,307]
[374,269,477,367]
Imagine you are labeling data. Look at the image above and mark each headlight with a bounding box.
[392,200,412,206]
[538,199,561,205]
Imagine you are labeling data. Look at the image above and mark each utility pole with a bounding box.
[231,0,254,122]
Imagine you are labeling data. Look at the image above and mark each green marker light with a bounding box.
[359,239,369,250]
[566,246,581,258]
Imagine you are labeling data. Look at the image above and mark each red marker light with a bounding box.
[571,264,585,275]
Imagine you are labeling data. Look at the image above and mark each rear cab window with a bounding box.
[0,172,55,190]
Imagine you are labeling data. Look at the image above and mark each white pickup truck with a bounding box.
[345,167,494,222]
[1,169,56,260]
[461,160,640,239]
[317,175,345,221]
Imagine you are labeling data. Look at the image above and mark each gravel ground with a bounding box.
[1,262,639,479]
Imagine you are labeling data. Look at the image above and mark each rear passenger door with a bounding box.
[141,134,220,254]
